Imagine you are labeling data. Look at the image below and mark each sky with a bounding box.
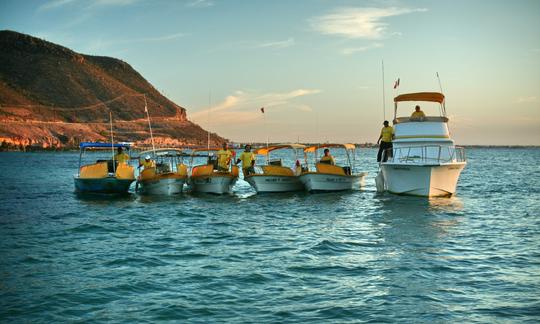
[1,0,539,145]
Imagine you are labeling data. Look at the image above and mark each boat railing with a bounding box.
[384,145,466,164]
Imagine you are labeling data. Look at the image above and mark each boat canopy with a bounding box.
[304,143,356,153]
[394,92,445,104]
[139,148,185,157]
[79,142,131,149]
[254,144,305,155]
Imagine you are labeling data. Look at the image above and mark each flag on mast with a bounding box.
[393,78,400,89]
[260,107,265,113]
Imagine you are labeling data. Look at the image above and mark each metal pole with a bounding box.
[110,111,116,174]
[144,94,156,156]
[382,60,386,120]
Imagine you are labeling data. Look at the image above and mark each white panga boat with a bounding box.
[299,143,367,192]
[74,142,135,194]
[244,144,305,193]
[379,92,466,197]
[188,148,239,194]
[136,148,188,195]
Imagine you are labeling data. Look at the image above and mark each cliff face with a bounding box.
[0,30,224,149]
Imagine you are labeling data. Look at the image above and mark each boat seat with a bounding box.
[315,163,346,175]
[262,165,294,176]
[192,164,214,176]
[80,162,108,179]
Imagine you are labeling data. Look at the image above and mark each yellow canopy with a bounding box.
[254,144,305,155]
[394,92,445,103]
[304,143,356,153]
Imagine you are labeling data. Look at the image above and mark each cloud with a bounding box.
[131,32,186,42]
[190,89,321,126]
[257,38,295,49]
[342,43,383,55]
[311,7,427,39]
[39,0,138,10]
[515,96,537,103]
[186,0,214,8]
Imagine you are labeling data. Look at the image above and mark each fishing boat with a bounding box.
[299,144,367,192]
[378,92,466,197]
[74,142,135,194]
[244,144,305,193]
[188,148,239,194]
[136,148,188,195]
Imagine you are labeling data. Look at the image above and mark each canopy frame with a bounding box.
[393,92,447,120]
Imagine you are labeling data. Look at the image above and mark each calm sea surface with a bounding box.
[0,148,539,323]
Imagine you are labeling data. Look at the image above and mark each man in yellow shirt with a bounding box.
[114,147,130,164]
[376,120,394,162]
[320,148,336,165]
[410,105,426,120]
[217,142,233,172]
[139,155,155,169]
[236,144,255,175]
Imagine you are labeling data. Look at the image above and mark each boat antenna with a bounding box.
[143,94,156,156]
[436,72,445,116]
[381,59,386,120]
[207,91,211,151]
[109,110,116,173]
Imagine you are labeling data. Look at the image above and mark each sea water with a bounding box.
[0,148,539,322]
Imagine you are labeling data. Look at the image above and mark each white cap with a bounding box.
[145,155,151,160]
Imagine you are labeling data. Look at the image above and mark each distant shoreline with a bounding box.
[1,144,538,152]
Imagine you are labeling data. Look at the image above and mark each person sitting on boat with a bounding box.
[236,144,255,175]
[217,142,233,172]
[410,105,426,121]
[114,147,130,164]
[377,120,394,162]
[294,160,302,176]
[139,155,155,169]
[319,149,336,165]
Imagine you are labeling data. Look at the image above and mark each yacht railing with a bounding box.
[384,145,466,164]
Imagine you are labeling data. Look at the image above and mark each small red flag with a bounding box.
[393,78,400,89]
[260,107,265,113]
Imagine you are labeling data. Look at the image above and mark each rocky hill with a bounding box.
[0,30,224,149]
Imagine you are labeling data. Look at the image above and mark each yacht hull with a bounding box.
[245,175,304,193]
[381,163,465,197]
[74,176,134,194]
[138,177,186,195]
[189,176,237,194]
[299,173,366,192]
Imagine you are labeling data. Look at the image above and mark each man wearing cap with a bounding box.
[376,120,394,162]
[139,155,155,169]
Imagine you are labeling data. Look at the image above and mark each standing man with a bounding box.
[377,120,394,162]
[410,105,426,120]
[217,142,233,172]
[114,147,130,164]
[236,144,255,175]
[320,148,336,165]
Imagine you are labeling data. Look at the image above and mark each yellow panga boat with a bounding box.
[299,143,367,192]
[188,148,239,194]
[74,142,135,194]
[244,144,305,193]
[136,148,188,195]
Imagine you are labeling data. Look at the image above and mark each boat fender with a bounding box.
[375,170,385,193]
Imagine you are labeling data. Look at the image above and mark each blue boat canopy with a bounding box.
[79,142,131,149]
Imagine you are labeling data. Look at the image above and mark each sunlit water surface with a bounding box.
[0,148,539,322]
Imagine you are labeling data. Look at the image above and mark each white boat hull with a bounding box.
[138,178,186,195]
[190,176,238,194]
[245,175,304,193]
[299,173,366,192]
[381,162,466,197]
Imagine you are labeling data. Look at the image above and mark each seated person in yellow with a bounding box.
[320,148,336,165]
[236,144,255,175]
[410,105,426,120]
[139,155,155,169]
[114,147,130,164]
[217,142,233,172]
